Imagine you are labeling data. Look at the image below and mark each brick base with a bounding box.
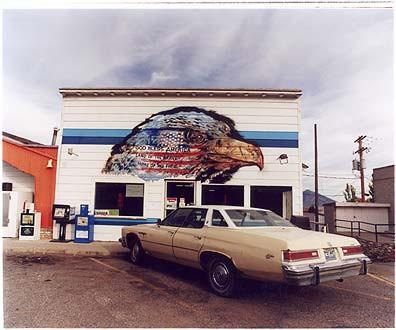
[40,228,53,240]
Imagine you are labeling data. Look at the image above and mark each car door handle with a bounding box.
[168,231,175,236]
[138,232,146,236]
[193,235,202,240]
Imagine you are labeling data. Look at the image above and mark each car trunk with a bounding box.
[236,227,359,250]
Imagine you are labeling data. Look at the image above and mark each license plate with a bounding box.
[324,248,337,261]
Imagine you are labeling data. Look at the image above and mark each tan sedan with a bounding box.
[120,206,371,297]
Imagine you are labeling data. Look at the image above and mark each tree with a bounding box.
[367,180,375,202]
[343,183,358,202]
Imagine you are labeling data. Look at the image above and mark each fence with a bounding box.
[309,213,328,232]
[335,218,395,243]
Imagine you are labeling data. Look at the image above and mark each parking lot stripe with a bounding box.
[322,284,393,301]
[89,257,198,312]
[89,258,123,273]
[367,273,395,287]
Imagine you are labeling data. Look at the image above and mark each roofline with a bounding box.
[2,131,43,146]
[59,87,302,100]
[177,205,271,211]
[2,136,58,149]
[373,164,395,170]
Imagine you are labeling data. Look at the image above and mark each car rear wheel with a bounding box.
[207,256,237,297]
[128,238,145,265]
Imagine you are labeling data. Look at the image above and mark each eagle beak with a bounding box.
[208,137,264,170]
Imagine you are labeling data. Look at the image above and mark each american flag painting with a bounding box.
[102,107,264,183]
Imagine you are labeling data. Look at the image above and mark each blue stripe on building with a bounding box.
[62,136,123,145]
[62,129,298,148]
[94,217,158,226]
[240,131,298,140]
[63,129,132,137]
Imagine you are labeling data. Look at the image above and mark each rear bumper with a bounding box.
[282,256,371,286]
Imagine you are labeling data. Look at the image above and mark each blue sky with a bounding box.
[2,9,394,200]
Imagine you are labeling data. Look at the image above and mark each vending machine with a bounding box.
[74,204,94,243]
[51,204,74,243]
[19,212,41,240]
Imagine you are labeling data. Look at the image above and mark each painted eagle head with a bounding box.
[102,107,263,183]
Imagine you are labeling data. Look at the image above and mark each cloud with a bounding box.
[2,76,60,144]
[2,9,393,200]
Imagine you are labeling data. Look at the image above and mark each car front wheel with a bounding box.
[207,256,237,297]
[129,238,145,265]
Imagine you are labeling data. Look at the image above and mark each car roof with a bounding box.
[179,205,272,212]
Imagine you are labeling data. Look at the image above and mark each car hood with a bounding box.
[236,227,359,249]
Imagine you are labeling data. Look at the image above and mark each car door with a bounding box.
[142,208,192,262]
[172,208,208,267]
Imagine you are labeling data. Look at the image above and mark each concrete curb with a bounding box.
[2,238,128,258]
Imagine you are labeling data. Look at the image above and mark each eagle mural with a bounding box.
[102,107,264,183]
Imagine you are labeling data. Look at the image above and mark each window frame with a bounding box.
[210,209,229,228]
[160,208,192,227]
[179,208,209,229]
[93,181,145,218]
[201,184,245,207]
[225,208,294,228]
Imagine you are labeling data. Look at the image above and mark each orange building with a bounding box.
[2,132,58,237]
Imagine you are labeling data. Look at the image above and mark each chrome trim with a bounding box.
[282,256,371,286]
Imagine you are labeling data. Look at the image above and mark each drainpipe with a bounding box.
[51,127,59,145]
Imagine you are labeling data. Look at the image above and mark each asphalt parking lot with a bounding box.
[3,252,395,328]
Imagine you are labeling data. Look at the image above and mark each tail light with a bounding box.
[342,246,363,256]
[283,249,319,262]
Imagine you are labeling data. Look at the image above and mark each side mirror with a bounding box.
[156,218,161,227]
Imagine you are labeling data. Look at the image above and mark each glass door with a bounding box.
[165,181,196,217]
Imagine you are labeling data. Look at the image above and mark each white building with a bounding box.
[55,88,303,241]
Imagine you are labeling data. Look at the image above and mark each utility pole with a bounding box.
[314,124,319,231]
[354,135,367,202]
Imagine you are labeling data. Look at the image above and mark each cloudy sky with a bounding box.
[2,8,393,200]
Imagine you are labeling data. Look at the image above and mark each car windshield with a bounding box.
[225,209,295,227]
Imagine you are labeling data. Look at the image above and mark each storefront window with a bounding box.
[94,183,144,217]
[201,185,244,206]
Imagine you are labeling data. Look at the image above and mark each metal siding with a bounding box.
[56,95,302,240]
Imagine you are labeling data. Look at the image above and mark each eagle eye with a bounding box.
[184,129,207,145]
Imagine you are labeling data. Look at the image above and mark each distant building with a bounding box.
[303,189,335,211]
[373,165,394,225]
[302,189,335,228]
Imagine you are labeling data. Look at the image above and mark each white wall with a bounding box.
[56,95,302,240]
[335,203,391,233]
[2,161,35,193]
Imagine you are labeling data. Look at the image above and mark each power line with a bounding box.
[303,173,357,179]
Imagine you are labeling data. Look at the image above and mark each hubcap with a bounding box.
[131,242,140,261]
[211,262,230,289]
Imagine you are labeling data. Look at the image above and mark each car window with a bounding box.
[182,209,208,229]
[162,208,192,227]
[212,210,228,227]
[225,209,294,227]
